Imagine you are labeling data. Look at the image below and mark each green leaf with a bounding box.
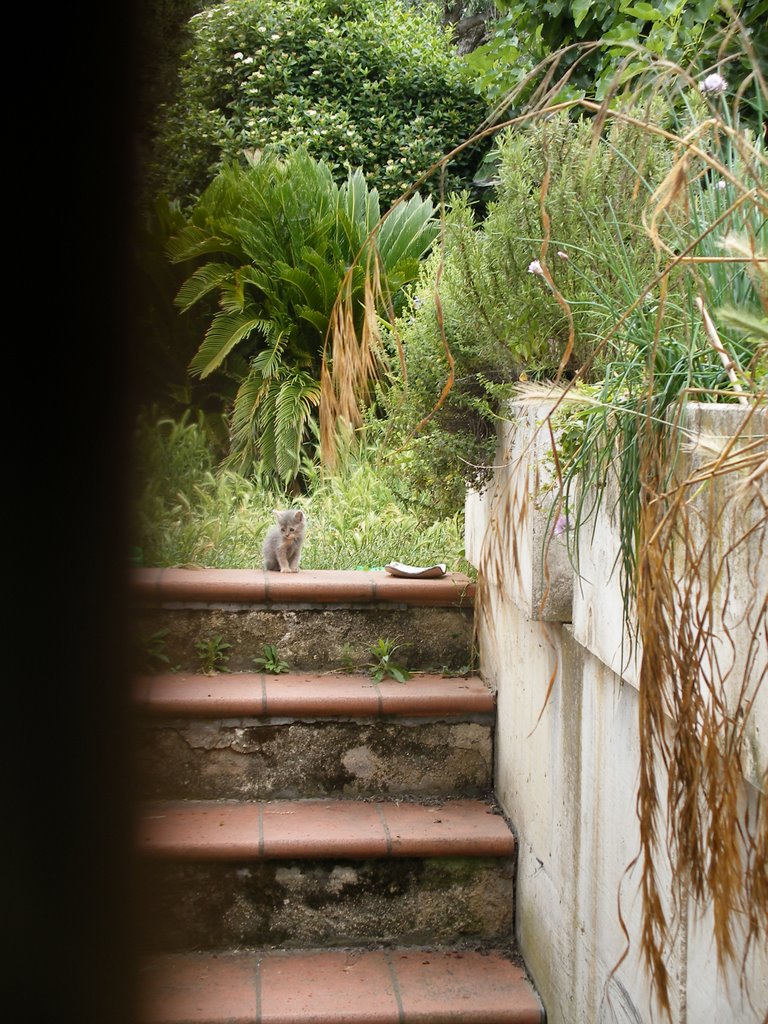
[376,195,438,269]
[174,262,236,312]
[297,305,331,334]
[189,312,269,379]
[252,331,289,377]
[717,308,768,340]
[274,263,325,312]
[621,2,664,20]
[166,226,241,263]
[571,0,594,28]
[388,665,412,683]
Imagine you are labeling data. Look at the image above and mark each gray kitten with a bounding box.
[262,509,306,572]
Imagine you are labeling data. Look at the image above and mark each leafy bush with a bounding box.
[148,0,489,206]
[368,109,678,517]
[549,74,767,600]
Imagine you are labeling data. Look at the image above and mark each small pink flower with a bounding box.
[528,259,544,276]
[553,514,570,537]
[557,250,569,260]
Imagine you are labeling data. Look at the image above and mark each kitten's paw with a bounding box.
[280,567,299,573]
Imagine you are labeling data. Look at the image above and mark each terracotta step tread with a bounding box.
[131,567,475,608]
[138,948,543,1023]
[137,798,515,860]
[134,672,493,718]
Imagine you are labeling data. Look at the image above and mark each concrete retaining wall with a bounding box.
[466,399,768,1023]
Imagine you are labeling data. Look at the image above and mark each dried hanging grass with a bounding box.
[631,403,767,1017]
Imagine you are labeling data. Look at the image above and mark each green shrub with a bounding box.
[368,109,677,516]
[147,0,489,206]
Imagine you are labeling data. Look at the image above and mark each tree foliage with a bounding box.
[465,0,768,104]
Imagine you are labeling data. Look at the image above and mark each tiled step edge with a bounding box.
[130,568,476,608]
[133,672,494,719]
[137,798,516,860]
[138,948,544,1024]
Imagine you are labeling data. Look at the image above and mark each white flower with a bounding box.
[699,73,727,94]
[233,51,244,60]
[243,56,254,64]
[528,259,544,276]
[557,250,569,260]
[716,179,727,190]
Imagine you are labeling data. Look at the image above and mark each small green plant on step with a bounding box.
[338,643,357,673]
[138,628,180,674]
[195,635,232,675]
[367,638,412,683]
[252,643,290,675]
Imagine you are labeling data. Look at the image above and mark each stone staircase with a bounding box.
[131,568,544,1023]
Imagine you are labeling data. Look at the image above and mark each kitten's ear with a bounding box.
[294,510,304,523]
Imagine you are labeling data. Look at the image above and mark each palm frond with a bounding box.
[188,312,270,379]
[273,263,326,314]
[174,262,235,312]
[377,193,439,267]
[251,330,289,377]
[166,225,242,263]
[717,306,768,340]
[224,372,270,477]
[300,247,347,312]
[296,306,331,334]
[275,373,320,480]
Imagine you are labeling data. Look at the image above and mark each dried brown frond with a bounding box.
[319,248,390,470]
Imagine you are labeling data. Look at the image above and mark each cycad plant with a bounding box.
[167,146,438,485]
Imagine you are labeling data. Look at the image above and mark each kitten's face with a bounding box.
[275,509,304,541]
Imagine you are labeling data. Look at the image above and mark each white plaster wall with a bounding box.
[570,402,767,787]
[465,399,573,622]
[467,400,768,1024]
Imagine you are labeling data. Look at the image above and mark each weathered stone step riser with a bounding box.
[136,719,494,800]
[139,856,515,953]
[134,604,475,674]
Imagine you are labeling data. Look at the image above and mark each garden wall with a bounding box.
[465,399,768,1024]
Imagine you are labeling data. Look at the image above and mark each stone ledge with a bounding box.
[131,568,476,608]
